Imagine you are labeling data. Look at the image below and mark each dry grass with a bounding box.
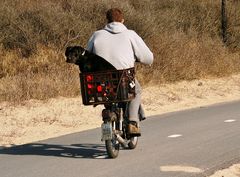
[137,33,240,84]
[0,46,80,102]
[0,0,240,102]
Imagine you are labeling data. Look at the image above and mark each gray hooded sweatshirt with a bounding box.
[87,22,153,70]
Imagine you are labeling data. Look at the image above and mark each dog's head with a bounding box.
[65,46,85,64]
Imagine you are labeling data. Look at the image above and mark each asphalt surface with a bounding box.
[0,101,240,177]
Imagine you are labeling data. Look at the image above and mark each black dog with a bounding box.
[65,46,116,72]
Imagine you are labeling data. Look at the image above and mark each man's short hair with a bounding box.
[106,8,124,23]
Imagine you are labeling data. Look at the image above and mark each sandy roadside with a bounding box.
[208,164,240,177]
[0,74,240,176]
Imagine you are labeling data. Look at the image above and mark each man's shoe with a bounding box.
[128,121,141,136]
[139,117,146,121]
[139,112,146,121]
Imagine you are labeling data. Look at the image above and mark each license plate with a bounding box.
[101,123,112,141]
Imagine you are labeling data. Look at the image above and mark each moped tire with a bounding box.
[128,136,138,149]
[105,137,119,158]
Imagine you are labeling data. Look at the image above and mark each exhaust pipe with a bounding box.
[116,134,129,147]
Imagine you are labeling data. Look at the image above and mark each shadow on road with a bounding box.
[0,143,108,159]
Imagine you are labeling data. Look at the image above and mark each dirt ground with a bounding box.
[1,74,240,176]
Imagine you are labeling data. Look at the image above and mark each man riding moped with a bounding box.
[87,8,154,136]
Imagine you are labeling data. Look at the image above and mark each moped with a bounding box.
[80,68,138,158]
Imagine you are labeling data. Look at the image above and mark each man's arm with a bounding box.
[130,31,154,65]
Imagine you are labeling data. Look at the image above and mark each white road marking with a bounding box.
[94,155,108,159]
[168,134,182,138]
[160,165,203,173]
[31,144,43,147]
[46,148,63,151]
[61,153,73,157]
[224,119,236,123]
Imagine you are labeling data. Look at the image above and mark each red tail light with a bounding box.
[87,84,93,89]
[97,85,102,92]
[86,75,93,82]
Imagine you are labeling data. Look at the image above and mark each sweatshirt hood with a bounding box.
[104,22,127,34]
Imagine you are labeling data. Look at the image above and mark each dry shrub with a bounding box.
[0,0,108,57]
[137,32,240,84]
[0,46,80,102]
[0,0,240,102]
[0,69,79,102]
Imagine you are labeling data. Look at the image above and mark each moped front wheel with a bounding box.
[105,136,119,158]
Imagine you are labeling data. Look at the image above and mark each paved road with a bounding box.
[0,101,240,177]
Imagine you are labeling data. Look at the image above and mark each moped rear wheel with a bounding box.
[128,136,138,149]
[105,136,119,158]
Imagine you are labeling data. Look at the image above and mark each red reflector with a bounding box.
[97,85,102,92]
[86,75,93,82]
[87,84,93,89]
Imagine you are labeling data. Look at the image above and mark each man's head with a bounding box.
[106,8,124,23]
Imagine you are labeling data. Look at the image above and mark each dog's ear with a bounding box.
[76,46,85,55]
[79,46,85,51]
[65,46,72,56]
